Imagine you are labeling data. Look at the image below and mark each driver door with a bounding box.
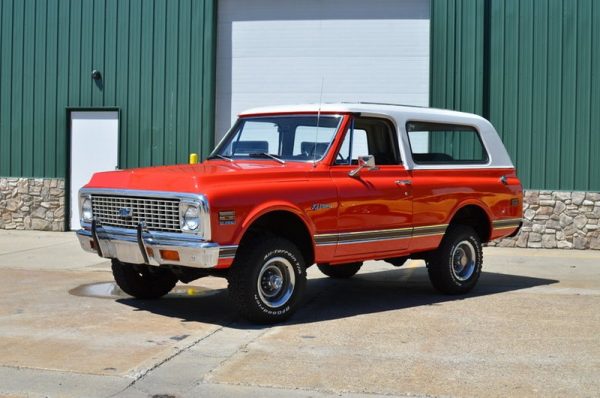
[330,116,412,258]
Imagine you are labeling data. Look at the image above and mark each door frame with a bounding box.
[66,107,121,231]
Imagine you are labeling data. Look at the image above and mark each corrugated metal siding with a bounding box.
[430,0,485,116]
[431,0,600,191]
[0,0,217,178]
[489,0,600,191]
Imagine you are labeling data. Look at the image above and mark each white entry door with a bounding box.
[69,111,119,230]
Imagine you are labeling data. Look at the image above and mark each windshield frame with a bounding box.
[210,114,344,163]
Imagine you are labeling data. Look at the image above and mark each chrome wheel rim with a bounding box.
[257,257,295,308]
[451,241,476,281]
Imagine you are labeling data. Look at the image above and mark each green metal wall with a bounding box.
[0,0,217,179]
[430,0,485,116]
[431,0,600,191]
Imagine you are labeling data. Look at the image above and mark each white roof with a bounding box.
[240,102,483,121]
[238,103,515,170]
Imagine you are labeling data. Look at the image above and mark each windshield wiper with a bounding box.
[248,152,286,164]
[207,154,234,162]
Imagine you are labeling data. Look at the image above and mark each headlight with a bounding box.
[180,202,202,233]
[80,196,93,222]
[183,205,200,230]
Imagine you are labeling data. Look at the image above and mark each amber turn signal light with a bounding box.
[160,250,180,261]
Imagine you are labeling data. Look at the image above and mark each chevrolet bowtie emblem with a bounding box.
[118,207,133,219]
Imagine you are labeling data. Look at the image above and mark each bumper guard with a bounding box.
[77,221,221,269]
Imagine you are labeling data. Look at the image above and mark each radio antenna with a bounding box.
[313,77,324,165]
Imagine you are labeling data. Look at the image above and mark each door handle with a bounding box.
[395,180,412,186]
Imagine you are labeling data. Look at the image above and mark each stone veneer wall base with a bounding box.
[488,190,600,250]
[0,180,599,249]
[0,177,65,231]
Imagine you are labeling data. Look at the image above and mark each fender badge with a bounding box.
[219,210,236,225]
[311,203,332,211]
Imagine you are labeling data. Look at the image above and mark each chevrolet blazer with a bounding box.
[77,103,523,323]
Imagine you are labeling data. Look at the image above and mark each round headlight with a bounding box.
[183,205,200,231]
[82,198,93,222]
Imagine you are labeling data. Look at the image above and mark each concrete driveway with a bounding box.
[0,230,598,398]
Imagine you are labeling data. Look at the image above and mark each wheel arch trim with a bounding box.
[446,200,494,242]
[232,202,317,264]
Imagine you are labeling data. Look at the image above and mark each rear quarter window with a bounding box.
[406,121,489,165]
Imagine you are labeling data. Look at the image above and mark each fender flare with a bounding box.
[233,201,317,246]
[446,199,494,240]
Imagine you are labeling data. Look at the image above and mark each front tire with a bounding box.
[228,237,306,324]
[317,262,362,279]
[111,259,178,299]
[427,225,483,294]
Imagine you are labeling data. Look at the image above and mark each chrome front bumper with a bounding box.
[77,222,228,268]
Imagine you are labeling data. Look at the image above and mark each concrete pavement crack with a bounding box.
[113,277,334,396]
[195,286,334,385]
[108,320,235,398]
[199,324,272,384]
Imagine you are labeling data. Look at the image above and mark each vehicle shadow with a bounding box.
[115,266,559,328]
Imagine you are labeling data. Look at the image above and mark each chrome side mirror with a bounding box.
[349,155,377,177]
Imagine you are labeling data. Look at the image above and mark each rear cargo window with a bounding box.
[406,122,488,164]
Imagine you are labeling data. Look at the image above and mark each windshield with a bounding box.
[211,115,343,162]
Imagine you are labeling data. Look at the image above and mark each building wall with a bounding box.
[431,0,600,192]
[215,0,430,141]
[0,0,217,230]
[0,0,217,180]
[2,0,599,248]
[488,190,600,250]
[431,0,600,249]
[430,0,485,116]
[0,178,65,231]
[488,0,600,192]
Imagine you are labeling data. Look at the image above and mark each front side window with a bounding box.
[407,122,488,164]
[212,115,342,162]
[335,117,400,165]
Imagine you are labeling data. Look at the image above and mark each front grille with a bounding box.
[91,195,180,232]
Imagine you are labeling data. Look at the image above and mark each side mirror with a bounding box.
[349,155,377,177]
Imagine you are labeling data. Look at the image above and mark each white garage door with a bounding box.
[215,0,430,140]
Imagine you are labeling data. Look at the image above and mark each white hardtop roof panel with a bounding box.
[238,103,514,169]
[239,103,485,122]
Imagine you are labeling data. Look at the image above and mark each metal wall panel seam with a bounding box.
[55,0,69,178]
[574,0,592,189]
[0,0,13,174]
[190,0,203,159]
[590,0,599,190]
[22,0,34,177]
[13,0,24,176]
[45,0,57,176]
[202,0,217,159]
[35,0,48,176]
[562,0,576,189]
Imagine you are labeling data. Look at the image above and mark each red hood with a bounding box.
[84,160,314,194]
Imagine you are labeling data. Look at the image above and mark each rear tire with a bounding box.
[427,225,482,294]
[228,236,306,324]
[111,259,178,299]
[317,262,363,279]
